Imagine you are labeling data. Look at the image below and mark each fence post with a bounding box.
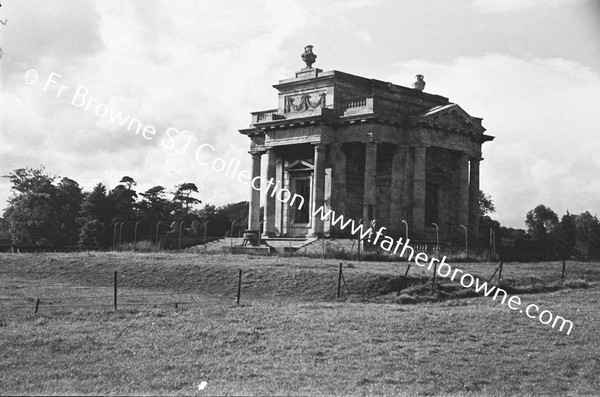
[562,259,566,284]
[237,269,242,305]
[35,298,40,315]
[432,262,437,289]
[487,262,503,284]
[113,271,118,311]
[337,263,343,299]
[404,264,411,278]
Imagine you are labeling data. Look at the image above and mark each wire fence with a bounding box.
[0,264,356,315]
[0,258,593,316]
[0,270,242,314]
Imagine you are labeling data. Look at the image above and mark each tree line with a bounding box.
[0,167,249,248]
[1,167,598,259]
[480,202,600,260]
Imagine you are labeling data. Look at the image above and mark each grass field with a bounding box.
[1,252,599,395]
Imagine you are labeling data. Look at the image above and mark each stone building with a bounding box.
[239,46,493,244]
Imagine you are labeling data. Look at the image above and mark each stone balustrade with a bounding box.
[252,109,279,124]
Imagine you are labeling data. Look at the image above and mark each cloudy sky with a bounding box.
[0,0,599,228]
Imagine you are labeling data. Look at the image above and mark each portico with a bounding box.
[240,46,493,245]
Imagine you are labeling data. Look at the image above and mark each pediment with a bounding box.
[286,159,314,172]
[417,104,485,133]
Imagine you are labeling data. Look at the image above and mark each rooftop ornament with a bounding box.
[301,45,317,69]
[413,74,426,91]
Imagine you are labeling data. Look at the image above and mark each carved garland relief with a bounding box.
[285,92,327,113]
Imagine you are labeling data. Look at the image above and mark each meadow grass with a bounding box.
[0,253,599,395]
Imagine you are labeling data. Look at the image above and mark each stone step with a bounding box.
[264,238,317,253]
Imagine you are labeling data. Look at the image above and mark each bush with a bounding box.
[117,240,159,252]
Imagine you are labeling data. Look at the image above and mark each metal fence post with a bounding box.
[113,271,118,311]
[237,269,242,305]
[337,263,342,298]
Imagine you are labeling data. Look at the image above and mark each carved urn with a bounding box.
[413,74,426,91]
[301,45,317,69]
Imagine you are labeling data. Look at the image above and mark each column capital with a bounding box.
[469,156,483,163]
[249,150,265,157]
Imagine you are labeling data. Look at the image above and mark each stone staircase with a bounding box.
[188,237,246,253]
[189,236,371,256]
[300,238,360,255]
[263,238,318,254]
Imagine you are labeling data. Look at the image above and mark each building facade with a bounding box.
[239,46,493,244]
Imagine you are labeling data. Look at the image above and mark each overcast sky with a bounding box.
[1,0,599,228]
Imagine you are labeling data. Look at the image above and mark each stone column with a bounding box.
[458,153,470,240]
[309,143,326,236]
[469,158,481,248]
[363,142,377,225]
[390,146,408,235]
[412,146,426,239]
[262,148,276,237]
[330,143,346,231]
[248,152,262,230]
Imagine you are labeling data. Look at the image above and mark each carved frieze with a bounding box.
[285,92,327,113]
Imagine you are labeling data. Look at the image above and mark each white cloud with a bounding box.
[0,0,378,211]
[391,54,600,227]
[472,0,586,13]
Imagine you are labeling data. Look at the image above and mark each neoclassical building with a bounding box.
[239,46,493,244]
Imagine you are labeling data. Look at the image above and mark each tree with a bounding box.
[476,191,497,248]
[3,167,56,195]
[138,185,173,224]
[556,211,577,258]
[78,183,112,247]
[173,183,201,219]
[217,201,249,237]
[5,192,58,245]
[78,219,104,248]
[55,177,83,245]
[119,176,136,190]
[2,167,60,245]
[525,204,559,238]
[573,212,600,259]
[108,176,138,223]
[479,190,495,216]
